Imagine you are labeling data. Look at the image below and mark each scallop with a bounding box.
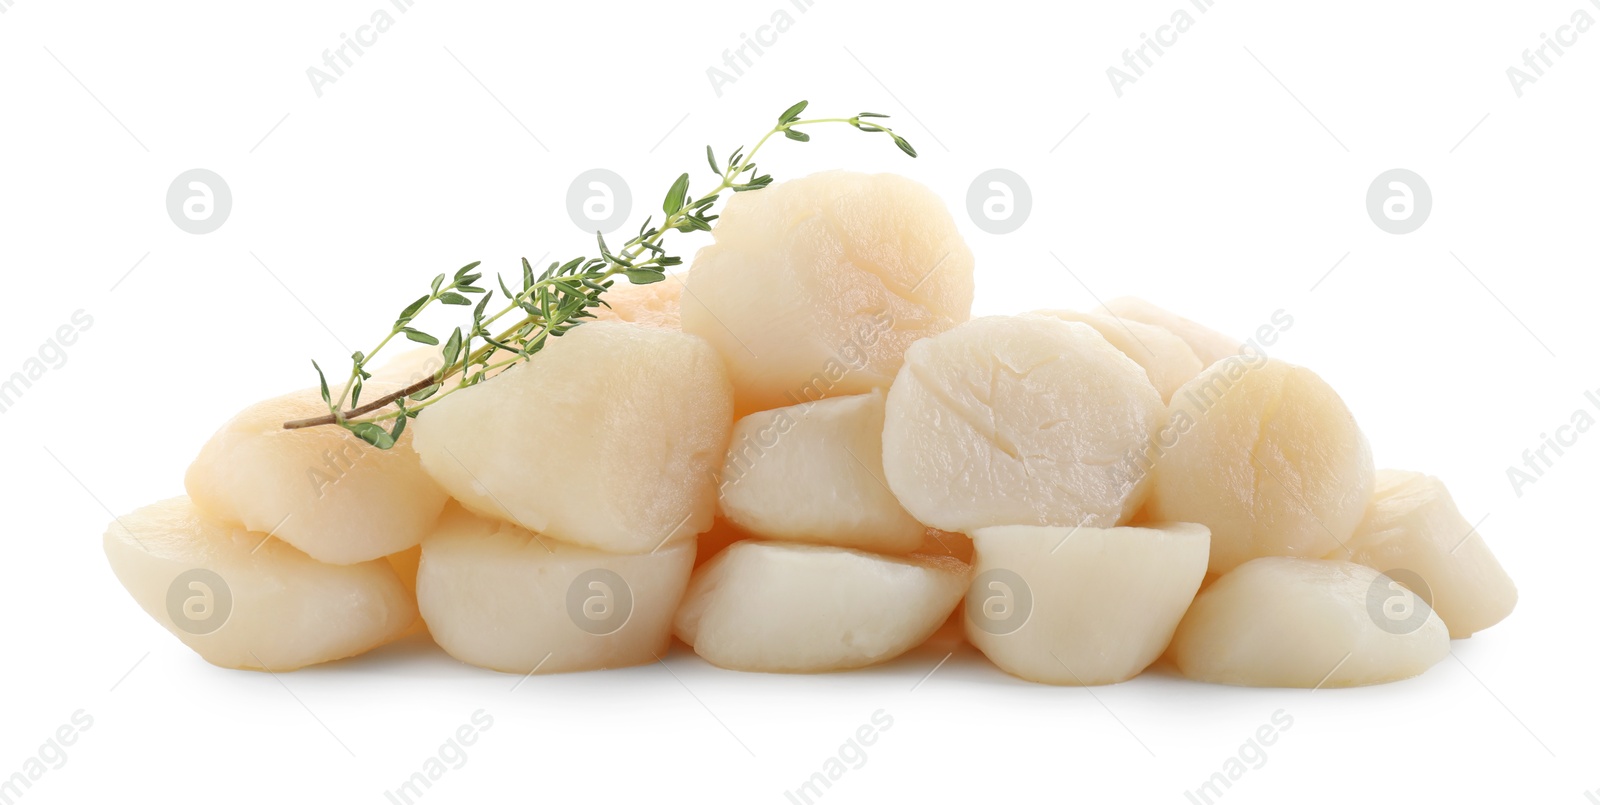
[674,541,970,672]
[1329,469,1516,638]
[881,315,1166,533]
[1169,557,1448,687]
[103,497,416,671]
[966,522,1210,685]
[718,390,924,553]
[680,171,974,415]
[1149,358,1374,575]
[417,505,694,674]
[412,321,733,554]
[185,386,449,565]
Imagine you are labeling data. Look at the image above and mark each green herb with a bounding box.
[283,102,915,444]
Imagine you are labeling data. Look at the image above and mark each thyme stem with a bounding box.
[285,103,915,443]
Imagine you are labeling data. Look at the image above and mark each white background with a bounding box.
[1,0,1596,802]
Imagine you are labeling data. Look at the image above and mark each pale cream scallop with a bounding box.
[1149,357,1374,575]
[674,541,971,673]
[417,505,694,674]
[680,171,975,415]
[1169,557,1449,688]
[412,321,734,554]
[1328,469,1517,638]
[881,315,1167,534]
[1096,296,1242,367]
[965,523,1210,685]
[103,497,416,671]
[591,276,683,329]
[718,390,924,553]
[185,385,449,565]
[1031,310,1203,403]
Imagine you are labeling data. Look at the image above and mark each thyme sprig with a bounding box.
[283,101,916,446]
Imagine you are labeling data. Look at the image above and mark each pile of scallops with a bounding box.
[104,172,1517,687]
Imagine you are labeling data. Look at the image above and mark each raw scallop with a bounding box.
[1168,557,1448,687]
[1329,469,1516,638]
[681,171,974,414]
[966,522,1210,685]
[718,390,924,553]
[418,505,694,674]
[185,386,448,565]
[103,497,416,671]
[412,321,733,554]
[881,315,1166,533]
[1149,358,1374,575]
[674,541,970,672]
